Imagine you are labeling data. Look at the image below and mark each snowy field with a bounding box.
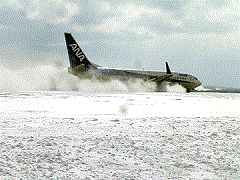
[0,91,239,179]
[0,66,240,179]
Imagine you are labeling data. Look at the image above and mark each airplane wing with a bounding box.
[122,69,173,83]
[147,74,173,83]
[121,62,173,83]
[147,62,173,83]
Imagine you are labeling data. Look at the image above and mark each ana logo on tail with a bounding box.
[69,44,85,62]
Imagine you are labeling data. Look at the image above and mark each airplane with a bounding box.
[64,33,202,92]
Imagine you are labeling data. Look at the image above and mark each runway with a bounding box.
[0,91,239,179]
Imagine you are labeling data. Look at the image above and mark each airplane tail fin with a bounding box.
[64,33,91,69]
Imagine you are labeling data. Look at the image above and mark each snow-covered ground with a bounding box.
[0,91,239,179]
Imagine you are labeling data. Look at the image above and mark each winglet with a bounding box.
[166,62,172,74]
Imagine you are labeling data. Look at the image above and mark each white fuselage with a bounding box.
[69,65,202,91]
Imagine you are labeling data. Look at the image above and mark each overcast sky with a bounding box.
[0,0,239,88]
